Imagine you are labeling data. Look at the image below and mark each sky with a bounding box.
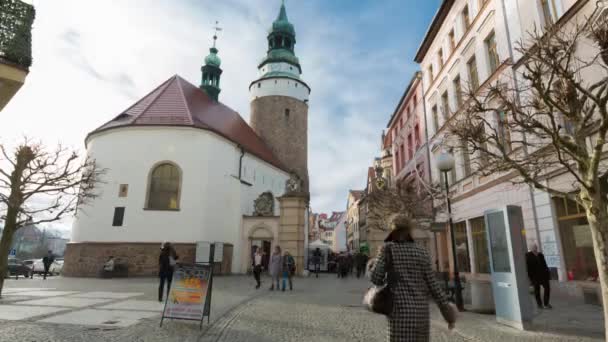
[0,0,439,234]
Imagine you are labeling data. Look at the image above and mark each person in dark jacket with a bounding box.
[42,250,55,280]
[356,252,369,278]
[158,242,179,302]
[371,214,456,341]
[312,248,322,278]
[526,244,552,309]
[282,250,295,291]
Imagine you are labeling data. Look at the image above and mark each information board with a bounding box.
[213,242,224,262]
[160,264,213,328]
[195,242,211,264]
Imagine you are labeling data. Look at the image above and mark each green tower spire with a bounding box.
[200,22,223,101]
[259,0,301,73]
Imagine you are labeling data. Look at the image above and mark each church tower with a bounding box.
[200,29,222,101]
[250,1,311,194]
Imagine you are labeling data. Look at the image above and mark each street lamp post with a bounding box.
[436,151,465,311]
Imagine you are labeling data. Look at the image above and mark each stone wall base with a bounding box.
[63,242,233,277]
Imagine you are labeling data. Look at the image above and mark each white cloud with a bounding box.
[1,0,414,228]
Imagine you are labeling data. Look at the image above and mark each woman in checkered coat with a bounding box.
[370,215,456,341]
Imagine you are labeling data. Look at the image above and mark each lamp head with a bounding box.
[437,151,455,172]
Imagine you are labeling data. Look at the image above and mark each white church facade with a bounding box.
[64,2,310,276]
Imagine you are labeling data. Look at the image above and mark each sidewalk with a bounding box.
[431,297,603,342]
[0,274,604,342]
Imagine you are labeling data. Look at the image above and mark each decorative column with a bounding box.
[279,174,308,275]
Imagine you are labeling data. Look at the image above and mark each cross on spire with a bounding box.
[212,21,222,48]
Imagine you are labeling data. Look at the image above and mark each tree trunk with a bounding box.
[0,224,16,298]
[582,195,608,339]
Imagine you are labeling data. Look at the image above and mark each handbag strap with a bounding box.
[385,244,395,287]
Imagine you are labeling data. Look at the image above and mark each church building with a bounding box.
[64,2,310,276]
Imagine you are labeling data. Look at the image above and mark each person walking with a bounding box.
[526,244,552,309]
[282,250,295,291]
[312,248,321,278]
[158,242,179,302]
[42,250,55,280]
[356,252,369,278]
[370,214,456,341]
[252,247,263,289]
[269,246,282,291]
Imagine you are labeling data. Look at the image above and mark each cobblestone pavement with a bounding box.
[0,274,604,342]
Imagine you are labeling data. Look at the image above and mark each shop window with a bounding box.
[454,222,471,272]
[553,197,598,281]
[470,217,490,273]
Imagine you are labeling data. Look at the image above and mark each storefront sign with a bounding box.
[160,264,213,328]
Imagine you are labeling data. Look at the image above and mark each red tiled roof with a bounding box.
[88,75,286,171]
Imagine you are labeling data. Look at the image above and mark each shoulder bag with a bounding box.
[363,244,395,316]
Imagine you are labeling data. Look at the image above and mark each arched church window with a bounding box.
[285,38,291,49]
[285,109,290,118]
[147,163,181,210]
[258,83,261,88]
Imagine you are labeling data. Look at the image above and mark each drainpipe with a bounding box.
[418,71,441,268]
[417,72,434,193]
[304,204,310,272]
[238,146,245,180]
[499,0,542,250]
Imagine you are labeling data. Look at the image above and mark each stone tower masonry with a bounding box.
[249,1,310,195]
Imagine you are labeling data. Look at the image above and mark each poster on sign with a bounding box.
[214,242,224,262]
[196,242,211,264]
[160,264,213,327]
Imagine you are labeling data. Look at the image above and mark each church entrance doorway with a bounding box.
[251,240,272,271]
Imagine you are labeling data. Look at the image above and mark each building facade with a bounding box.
[414,0,542,290]
[386,72,430,186]
[404,0,602,304]
[66,2,309,277]
[345,190,363,251]
[502,0,603,301]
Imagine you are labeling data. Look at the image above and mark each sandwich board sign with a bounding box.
[160,263,214,328]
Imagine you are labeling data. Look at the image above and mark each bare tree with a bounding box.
[366,169,439,234]
[0,140,102,296]
[448,10,608,334]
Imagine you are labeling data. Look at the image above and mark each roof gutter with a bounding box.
[414,0,455,63]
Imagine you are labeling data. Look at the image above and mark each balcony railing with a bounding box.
[0,0,35,70]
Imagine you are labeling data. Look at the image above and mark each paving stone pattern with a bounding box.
[0,275,604,342]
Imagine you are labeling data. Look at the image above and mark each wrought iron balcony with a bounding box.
[0,0,35,110]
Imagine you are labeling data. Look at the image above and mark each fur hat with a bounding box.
[385,214,415,242]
